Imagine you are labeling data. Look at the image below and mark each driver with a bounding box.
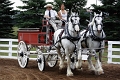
[44,4,62,31]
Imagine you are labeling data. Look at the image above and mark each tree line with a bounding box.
[0,0,120,40]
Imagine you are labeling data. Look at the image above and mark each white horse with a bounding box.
[79,12,106,75]
[53,12,81,76]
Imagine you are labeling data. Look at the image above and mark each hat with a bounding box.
[44,4,53,8]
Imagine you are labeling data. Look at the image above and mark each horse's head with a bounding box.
[69,11,80,33]
[93,12,103,33]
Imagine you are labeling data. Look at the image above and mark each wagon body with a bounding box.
[18,20,54,46]
[18,28,53,46]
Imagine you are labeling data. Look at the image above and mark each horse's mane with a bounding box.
[88,16,95,26]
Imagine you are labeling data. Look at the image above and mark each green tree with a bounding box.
[92,0,120,40]
[0,0,15,38]
[15,0,45,28]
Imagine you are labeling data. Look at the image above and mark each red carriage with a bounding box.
[17,20,58,71]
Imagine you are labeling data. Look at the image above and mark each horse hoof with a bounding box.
[101,71,104,74]
[95,71,104,75]
[67,73,73,76]
[59,67,64,70]
[59,65,65,70]
[77,67,83,71]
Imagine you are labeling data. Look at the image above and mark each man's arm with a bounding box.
[44,10,50,19]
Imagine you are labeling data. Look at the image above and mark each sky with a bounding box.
[10,0,102,10]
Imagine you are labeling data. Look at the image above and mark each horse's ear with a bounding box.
[100,12,103,16]
[94,12,96,16]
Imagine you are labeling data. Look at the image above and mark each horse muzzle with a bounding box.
[98,30,102,33]
[74,25,80,32]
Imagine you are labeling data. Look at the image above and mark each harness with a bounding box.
[51,12,81,55]
[81,16,106,50]
[89,25,105,41]
[53,21,80,53]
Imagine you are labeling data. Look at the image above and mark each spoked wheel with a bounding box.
[37,53,45,71]
[70,53,76,70]
[47,54,58,67]
[17,41,29,68]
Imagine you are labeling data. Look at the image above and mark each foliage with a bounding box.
[92,0,120,40]
[15,0,45,28]
[0,0,15,38]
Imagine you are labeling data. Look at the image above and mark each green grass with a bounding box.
[112,58,120,62]
[113,44,120,48]
[0,53,8,56]
[112,51,120,55]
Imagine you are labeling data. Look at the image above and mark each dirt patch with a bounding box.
[0,59,120,80]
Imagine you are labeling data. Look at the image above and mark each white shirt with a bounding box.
[44,10,57,19]
[60,10,67,21]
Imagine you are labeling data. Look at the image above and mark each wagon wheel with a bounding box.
[37,54,45,71]
[47,54,58,67]
[70,53,76,70]
[17,41,29,68]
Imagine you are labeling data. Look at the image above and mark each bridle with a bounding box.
[70,15,80,33]
[88,15,105,41]
[64,14,81,41]
[94,16,103,33]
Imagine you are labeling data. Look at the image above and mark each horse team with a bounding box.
[52,11,105,76]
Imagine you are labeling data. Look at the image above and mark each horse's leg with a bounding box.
[76,48,82,69]
[95,41,104,75]
[76,39,82,69]
[87,50,96,73]
[65,49,73,76]
[95,51,104,75]
[99,40,105,62]
[56,48,65,69]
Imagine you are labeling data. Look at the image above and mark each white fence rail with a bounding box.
[108,41,120,64]
[0,39,18,59]
[0,38,37,60]
[0,39,120,64]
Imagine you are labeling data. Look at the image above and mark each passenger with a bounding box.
[44,4,62,31]
[58,3,67,28]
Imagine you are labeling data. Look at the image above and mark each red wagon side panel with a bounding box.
[18,28,53,46]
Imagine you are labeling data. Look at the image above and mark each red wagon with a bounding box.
[17,20,58,71]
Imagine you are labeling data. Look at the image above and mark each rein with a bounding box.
[65,23,80,41]
[89,23,105,41]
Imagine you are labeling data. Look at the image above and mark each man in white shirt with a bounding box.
[44,4,62,31]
